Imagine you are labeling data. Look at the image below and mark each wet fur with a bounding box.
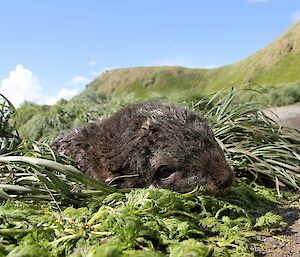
[52,103,233,194]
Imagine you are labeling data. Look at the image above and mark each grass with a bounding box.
[235,82,300,106]
[86,21,300,101]
[0,90,299,256]
[1,20,300,257]
[192,89,300,193]
[11,89,300,192]
[16,91,131,141]
[0,140,117,203]
[86,65,300,104]
[16,83,300,142]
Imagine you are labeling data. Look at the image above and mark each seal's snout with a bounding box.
[218,172,234,188]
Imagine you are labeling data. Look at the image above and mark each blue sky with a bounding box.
[0,0,299,106]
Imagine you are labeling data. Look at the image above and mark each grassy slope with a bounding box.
[87,21,300,101]
[15,22,300,140]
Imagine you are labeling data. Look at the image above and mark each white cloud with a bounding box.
[0,65,44,107]
[247,0,270,3]
[45,88,80,105]
[0,65,81,107]
[290,10,300,22]
[68,75,90,85]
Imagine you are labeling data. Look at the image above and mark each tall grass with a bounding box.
[16,91,126,141]
[0,94,117,203]
[193,89,300,193]
[237,83,300,106]
[0,89,299,203]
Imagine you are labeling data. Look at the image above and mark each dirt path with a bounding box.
[265,104,300,131]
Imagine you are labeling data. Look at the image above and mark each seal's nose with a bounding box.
[218,172,234,188]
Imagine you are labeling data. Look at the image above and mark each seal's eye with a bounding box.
[156,166,176,180]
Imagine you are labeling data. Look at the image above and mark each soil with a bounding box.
[253,205,300,257]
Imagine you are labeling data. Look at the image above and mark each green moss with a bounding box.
[0,184,290,256]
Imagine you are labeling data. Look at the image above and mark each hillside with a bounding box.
[87,20,300,100]
[15,21,300,140]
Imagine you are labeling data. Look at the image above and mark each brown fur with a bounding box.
[52,103,233,194]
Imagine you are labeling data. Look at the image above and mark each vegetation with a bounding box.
[192,90,300,192]
[235,82,300,107]
[0,94,21,154]
[1,16,300,257]
[16,21,300,141]
[14,89,300,191]
[0,184,289,257]
[86,21,300,101]
[1,21,300,256]
[16,92,132,141]
[16,82,300,142]
[0,89,299,256]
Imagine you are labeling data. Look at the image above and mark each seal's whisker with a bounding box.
[107,174,140,185]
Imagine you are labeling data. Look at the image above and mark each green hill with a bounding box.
[87,20,300,101]
[15,21,300,140]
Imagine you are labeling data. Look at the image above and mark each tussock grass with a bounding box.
[0,91,299,256]
[193,89,300,193]
[17,91,128,141]
[0,94,118,203]
[1,90,300,201]
[0,142,117,203]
